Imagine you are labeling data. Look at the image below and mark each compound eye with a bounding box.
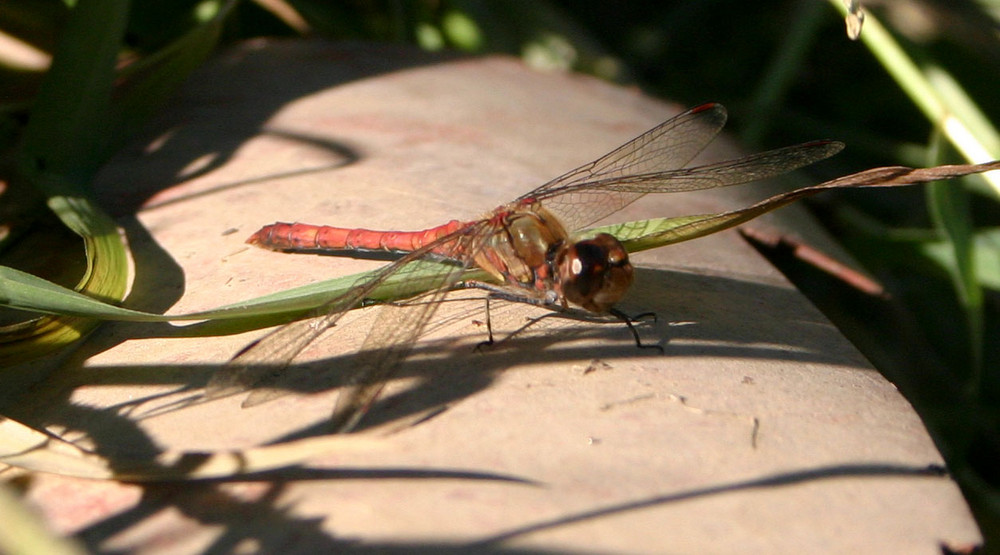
[556,233,633,313]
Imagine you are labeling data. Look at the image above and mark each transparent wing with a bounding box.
[327,249,477,432]
[517,103,728,229]
[520,103,843,230]
[206,222,489,431]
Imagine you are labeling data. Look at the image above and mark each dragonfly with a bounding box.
[207,103,844,432]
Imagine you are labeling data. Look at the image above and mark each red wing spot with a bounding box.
[691,102,720,113]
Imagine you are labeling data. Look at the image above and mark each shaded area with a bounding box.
[1,265,876,441]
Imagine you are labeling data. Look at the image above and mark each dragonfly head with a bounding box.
[553,233,633,313]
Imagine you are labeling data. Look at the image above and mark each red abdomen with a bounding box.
[247,220,467,254]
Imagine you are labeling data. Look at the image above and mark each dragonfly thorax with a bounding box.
[475,205,569,291]
[476,205,633,313]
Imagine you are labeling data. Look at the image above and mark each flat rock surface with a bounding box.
[2,40,981,553]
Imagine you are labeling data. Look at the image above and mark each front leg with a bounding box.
[453,280,662,352]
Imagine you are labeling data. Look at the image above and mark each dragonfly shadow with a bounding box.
[268,333,663,441]
[1,262,876,445]
[204,263,878,439]
[3,265,911,553]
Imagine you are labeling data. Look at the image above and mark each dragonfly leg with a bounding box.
[456,280,662,353]
[628,311,658,323]
[608,308,664,353]
[475,295,497,350]
[472,294,558,352]
[455,280,553,351]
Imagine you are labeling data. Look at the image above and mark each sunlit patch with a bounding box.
[177,152,220,179]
